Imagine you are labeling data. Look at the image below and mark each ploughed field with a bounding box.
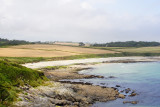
[0,44,116,57]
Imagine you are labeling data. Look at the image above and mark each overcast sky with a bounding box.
[0,0,160,43]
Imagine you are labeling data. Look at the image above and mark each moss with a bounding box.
[24,93,28,95]
[17,98,22,101]
[0,60,48,106]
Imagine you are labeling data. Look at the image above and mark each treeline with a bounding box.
[92,41,160,47]
[0,38,32,46]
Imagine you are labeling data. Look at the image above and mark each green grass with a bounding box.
[0,60,48,106]
[85,46,160,53]
[0,51,160,64]
[113,46,160,53]
[0,57,50,64]
[41,65,68,70]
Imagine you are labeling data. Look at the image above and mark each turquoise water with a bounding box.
[71,62,160,107]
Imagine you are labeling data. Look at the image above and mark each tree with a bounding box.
[79,42,85,46]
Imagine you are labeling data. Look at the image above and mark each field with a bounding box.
[0,44,116,57]
[91,46,160,53]
[53,42,79,46]
[0,44,160,64]
[54,42,91,47]
[112,47,160,53]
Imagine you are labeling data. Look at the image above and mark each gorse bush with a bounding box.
[0,60,48,106]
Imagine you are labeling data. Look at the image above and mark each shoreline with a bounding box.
[16,57,160,107]
[15,63,123,107]
[22,56,160,69]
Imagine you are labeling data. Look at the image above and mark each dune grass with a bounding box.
[0,60,48,106]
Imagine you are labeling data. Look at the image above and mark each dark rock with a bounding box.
[125,88,131,93]
[85,75,104,79]
[108,76,116,78]
[129,93,137,97]
[132,90,136,93]
[101,86,107,88]
[120,90,124,93]
[123,101,139,104]
[59,81,93,85]
[50,99,72,105]
[111,87,118,90]
[116,85,121,87]
[100,83,105,85]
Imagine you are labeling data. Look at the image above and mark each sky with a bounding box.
[0,0,160,43]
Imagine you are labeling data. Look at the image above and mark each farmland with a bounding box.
[0,44,160,64]
[0,44,117,57]
[91,46,160,53]
[112,47,160,53]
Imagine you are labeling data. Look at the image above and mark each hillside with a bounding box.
[0,60,47,106]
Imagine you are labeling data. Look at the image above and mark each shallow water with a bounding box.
[69,62,160,107]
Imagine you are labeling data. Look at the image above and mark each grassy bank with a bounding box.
[0,57,50,64]
[0,52,160,64]
[0,60,48,106]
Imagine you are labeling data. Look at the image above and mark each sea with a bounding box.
[67,62,160,107]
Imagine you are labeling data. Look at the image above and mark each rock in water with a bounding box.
[123,101,138,104]
[129,93,137,97]
[118,94,125,99]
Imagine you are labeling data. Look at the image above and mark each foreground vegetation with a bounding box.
[0,60,48,106]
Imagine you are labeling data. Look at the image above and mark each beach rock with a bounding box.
[132,90,136,93]
[116,85,121,87]
[73,102,79,106]
[108,76,116,78]
[129,93,137,97]
[118,94,125,99]
[111,87,118,90]
[120,90,124,93]
[123,101,138,104]
[125,88,131,93]
[101,86,107,88]
[50,99,72,105]
[86,75,104,78]
[100,83,105,85]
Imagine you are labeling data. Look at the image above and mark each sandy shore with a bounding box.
[23,56,160,69]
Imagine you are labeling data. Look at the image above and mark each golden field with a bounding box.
[0,44,116,57]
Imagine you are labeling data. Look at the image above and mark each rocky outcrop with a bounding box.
[14,82,119,107]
